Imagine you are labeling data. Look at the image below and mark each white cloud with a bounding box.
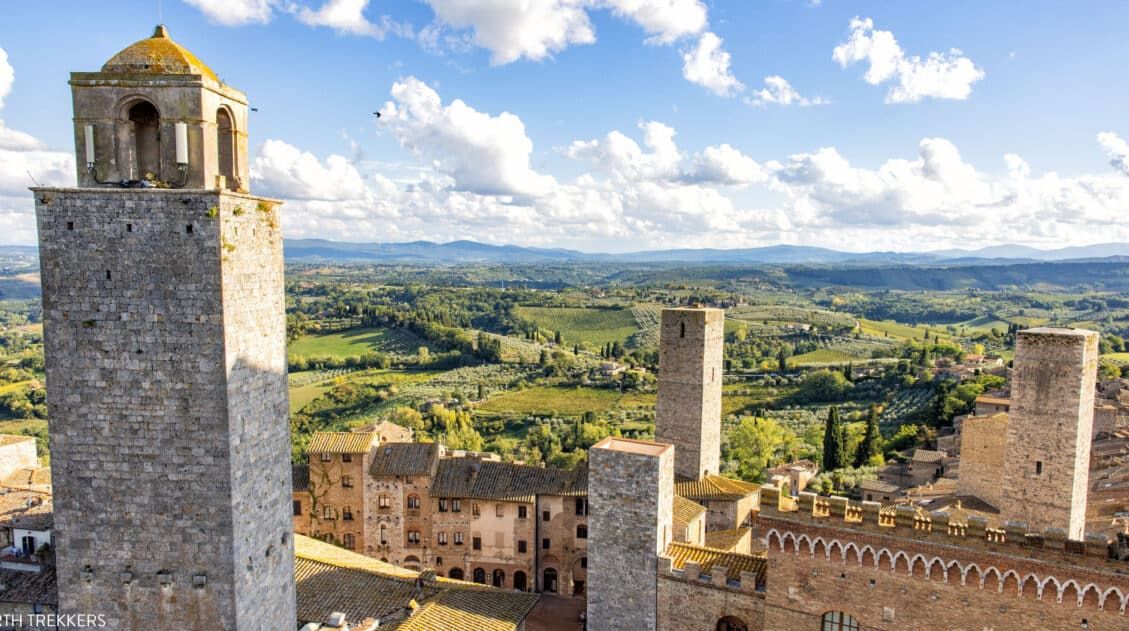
[421,0,596,64]
[681,32,743,97]
[0,48,74,244]
[1098,132,1129,177]
[296,0,409,38]
[566,121,681,182]
[182,0,275,26]
[832,17,984,103]
[380,77,556,196]
[691,144,768,187]
[600,0,708,44]
[745,76,828,107]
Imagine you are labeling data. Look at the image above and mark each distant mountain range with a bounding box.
[281,238,1129,265]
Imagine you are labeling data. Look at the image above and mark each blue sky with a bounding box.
[1,1,1128,251]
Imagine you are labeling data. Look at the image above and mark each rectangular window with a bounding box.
[581,557,587,569]
[542,510,550,522]
[292,500,302,516]
[408,531,420,543]
[341,475,353,488]
[496,504,505,518]
[437,532,448,545]
[472,502,480,517]
[66,221,74,231]
[517,506,527,519]
[542,538,550,550]
[186,224,193,234]
[342,507,353,521]
[454,532,464,545]
[518,540,527,554]
[575,498,587,516]
[342,453,353,463]
[407,496,420,509]
[379,495,390,508]
[320,453,332,462]
[439,499,448,512]
[126,223,133,232]
[1035,461,1043,475]
[472,536,481,550]
[452,499,462,513]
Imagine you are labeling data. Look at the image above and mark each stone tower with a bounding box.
[655,307,724,480]
[588,436,674,631]
[999,327,1099,540]
[33,26,295,629]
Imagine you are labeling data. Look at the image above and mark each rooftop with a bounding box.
[0,566,55,606]
[0,435,34,448]
[369,443,441,478]
[703,527,751,552]
[293,465,310,494]
[673,496,707,526]
[100,25,219,83]
[676,475,761,502]
[591,436,670,457]
[0,466,50,492]
[431,458,586,503]
[663,542,767,586]
[308,431,378,455]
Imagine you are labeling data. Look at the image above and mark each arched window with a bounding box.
[514,571,527,591]
[821,611,859,631]
[216,107,237,190]
[473,568,486,584]
[342,533,356,550]
[492,569,505,588]
[403,555,421,570]
[322,505,337,520]
[576,524,587,539]
[716,617,747,631]
[407,494,420,510]
[543,568,558,593]
[127,100,160,180]
[448,568,464,580]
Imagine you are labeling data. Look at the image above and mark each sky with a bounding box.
[1,1,1128,252]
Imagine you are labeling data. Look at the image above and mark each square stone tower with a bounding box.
[33,26,295,629]
[999,327,1099,539]
[655,307,724,480]
[588,437,673,631]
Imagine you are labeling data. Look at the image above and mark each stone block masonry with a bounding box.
[588,437,674,631]
[999,327,1099,540]
[33,188,296,630]
[655,308,724,481]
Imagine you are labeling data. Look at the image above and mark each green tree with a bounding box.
[854,406,880,467]
[388,406,425,432]
[724,416,798,482]
[822,406,847,471]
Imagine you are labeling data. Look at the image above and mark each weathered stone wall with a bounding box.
[538,494,588,596]
[0,436,38,481]
[306,453,369,551]
[956,413,1009,509]
[657,570,764,631]
[655,308,724,481]
[589,437,674,631]
[1000,328,1099,539]
[34,188,295,630]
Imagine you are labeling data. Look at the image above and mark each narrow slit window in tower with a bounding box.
[216,108,237,190]
[128,101,161,180]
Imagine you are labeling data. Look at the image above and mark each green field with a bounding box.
[858,319,953,342]
[0,419,46,435]
[476,386,632,417]
[516,307,639,346]
[791,349,857,365]
[288,326,428,358]
[1104,353,1129,364]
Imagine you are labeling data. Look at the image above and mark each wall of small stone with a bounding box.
[655,308,723,481]
[34,188,295,630]
[0,436,38,481]
[306,453,369,550]
[956,414,1009,509]
[657,573,764,631]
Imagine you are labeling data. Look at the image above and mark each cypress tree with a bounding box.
[822,406,844,471]
[855,406,880,467]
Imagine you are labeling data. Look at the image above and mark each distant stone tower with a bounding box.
[655,307,724,480]
[33,26,295,629]
[588,436,674,631]
[999,327,1099,540]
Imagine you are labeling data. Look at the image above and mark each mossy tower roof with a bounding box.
[101,25,219,82]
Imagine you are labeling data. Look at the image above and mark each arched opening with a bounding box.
[821,611,859,631]
[492,569,505,588]
[514,570,527,591]
[216,107,237,190]
[448,568,464,580]
[473,568,486,584]
[403,555,420,571]
[716,616,748,631]
[543,568,558,593]
[128,100,161,180]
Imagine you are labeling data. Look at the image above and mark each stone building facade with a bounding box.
[955,412,1009,509]
[1000,327,1099,539]
[0,436,37,482]
[33,26,295,629]
[655,308,724,481]
[303,432,379,552]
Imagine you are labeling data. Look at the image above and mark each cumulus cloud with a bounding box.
[566,121,681,182]
[421,0,596,64]
[182,0,275,26]
[296,0,408,38]
[0,48,74,244]
[681,32,743,97]
[1098,132,1129,177]
[745,76,827,107]
[833,17,984,103]
[691,144,768,187]
[380,77,556,197]
[600,0,708,44]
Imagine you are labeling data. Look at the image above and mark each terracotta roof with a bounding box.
[975,395,1010,406]
[911,449,945,463]
[703,527,750,552]
[101,25,219,82]
[370,443,441,478]
[0,491,50,529]
[0,435,34,448]
[672,496,706,526]
[308,431,377,455]
[293,465,310,493]
[0,466,50,492]
[664,542,766,587]
[431,458,585,502]
[294,534,538,629]
[675,475,760,502]
[0,567,56,606]
[859,479,901,494]
[10,503,52,531]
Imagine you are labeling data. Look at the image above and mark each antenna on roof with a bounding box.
[26,171,41,187]
[158,0,163,23]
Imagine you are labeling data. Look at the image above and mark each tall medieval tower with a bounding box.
[999,327,1099,540]
[655,307,724,480]
[33,26,296,629]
